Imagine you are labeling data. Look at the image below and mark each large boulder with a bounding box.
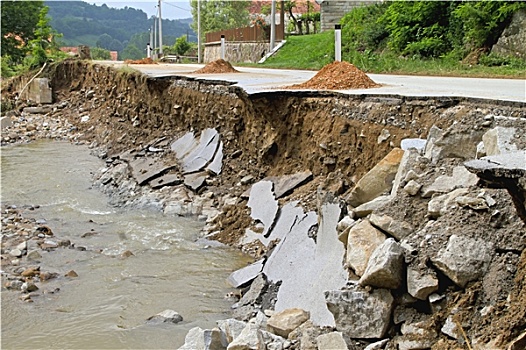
[346,220,386,277]
[266,308,310,338]
[492,9,526,59]
[359,238,405,289]
[432,234,495,287]
[325,286,394,339]
[347,148,404,207]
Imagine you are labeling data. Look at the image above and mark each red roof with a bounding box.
[249,0,320,14]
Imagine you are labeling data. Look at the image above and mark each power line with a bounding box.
[163,1,191,13]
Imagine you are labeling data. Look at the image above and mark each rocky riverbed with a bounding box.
[1,59,525,350]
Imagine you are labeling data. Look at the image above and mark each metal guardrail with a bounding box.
[160,55,199,63]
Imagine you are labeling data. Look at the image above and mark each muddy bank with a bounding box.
[2,59,525,350]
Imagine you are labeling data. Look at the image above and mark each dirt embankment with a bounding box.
[2,59,526,350]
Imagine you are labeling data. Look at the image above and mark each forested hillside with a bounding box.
[45,0,195,59]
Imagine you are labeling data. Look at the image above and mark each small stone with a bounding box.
[403,180,422,196]
[9,249,23,258]
[65,270,78,278]
[16,241,27,250]
[22,282,39,292]
[27,250,42,260]
[21,267,40,277]
[5,280,24,290]
[39,271,58,281]
[146,309,183,324]
[121,250,134,258]
[317,332,348,350]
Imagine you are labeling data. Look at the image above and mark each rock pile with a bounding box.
[198,118,526,349]
[0,205,81,302]
[286,61,380,90]
[193,59,240,74]
[1,101,83,145]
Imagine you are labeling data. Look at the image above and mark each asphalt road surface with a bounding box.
[100,61,526,102]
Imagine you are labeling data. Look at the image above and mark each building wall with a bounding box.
[320,0,379,32]
[204,42,271,63]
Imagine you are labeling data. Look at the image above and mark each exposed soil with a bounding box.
[124,57,157,64]
[193,59,239,74]
[2,59,525,350]
[286,61,380,90]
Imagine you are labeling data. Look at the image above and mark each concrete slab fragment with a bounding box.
[184,172,208,192]
[149,173,183,189]
[242,201,305,248]
[247,181,279,238]
[129,157,177,185]
[401,138,427,152]
[241,171,313,199]
[171,131,198,159]
[182,129,220,173]
[206,141,223,175]
[264,202,347,326]
[267,171,313,199]
[27,78,52,104]
[227,259,265,288]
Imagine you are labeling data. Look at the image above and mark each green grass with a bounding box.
[252,33,526,79]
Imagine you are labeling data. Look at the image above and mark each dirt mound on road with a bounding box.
[287,61,380,90]
[124,58,157,65]
[193,59,239,74]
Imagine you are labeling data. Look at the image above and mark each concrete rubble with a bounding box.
[192,121,525,350]
[2,61,525,350]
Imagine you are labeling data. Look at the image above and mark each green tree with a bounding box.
[1,0,46,64]
[25,6,62,68]
[190,0,250,34]
[96,33,114,49]
[90,47,111,60]
[121,43,143,60]
[173,35,191,55]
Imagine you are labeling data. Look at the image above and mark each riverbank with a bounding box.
[2,59,525,350]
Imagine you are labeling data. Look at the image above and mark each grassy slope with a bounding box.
[254,33,526,79]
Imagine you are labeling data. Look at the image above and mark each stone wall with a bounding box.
[320,0,380,32]
[492,9,526,59]
[204,42,271,63]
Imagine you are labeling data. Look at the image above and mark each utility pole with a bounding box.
[158,0,163,55]
[270,0,276,50]
[153,16,157,55]
[197,0,201,63]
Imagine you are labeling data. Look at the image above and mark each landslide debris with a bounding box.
[193,59,239,74]
[2,60,526,350]
[286,61,380,90]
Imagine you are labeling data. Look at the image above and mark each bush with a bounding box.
[1,55,15,78]
[479,52,526,68]
[91,47,111,60]
[340,3,388,53]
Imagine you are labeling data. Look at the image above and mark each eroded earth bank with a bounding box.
[2,60,526,350]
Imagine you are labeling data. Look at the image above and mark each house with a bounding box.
[319,0,380,32]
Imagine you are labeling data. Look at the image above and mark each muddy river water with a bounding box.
[1,140,251,349]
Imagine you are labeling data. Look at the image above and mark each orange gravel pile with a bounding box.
[124,58,157,64]
[193,59,239,74]
[287,61,379,90]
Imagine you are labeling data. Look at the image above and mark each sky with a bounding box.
[89,1,193,20]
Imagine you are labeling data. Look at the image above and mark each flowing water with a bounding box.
[1,140,251,349]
